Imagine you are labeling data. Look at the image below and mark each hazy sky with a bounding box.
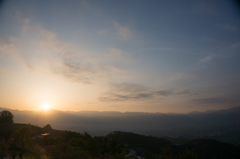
[0,0,240,113]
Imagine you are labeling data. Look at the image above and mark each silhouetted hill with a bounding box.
[1,123,239,159]
[107,131,240,159]
[1,106,240,146]
[184,139,240,159]
[108,131,171,149]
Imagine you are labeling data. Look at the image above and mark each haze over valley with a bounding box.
[1,106,239,146]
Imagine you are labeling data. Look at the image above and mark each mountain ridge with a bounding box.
[1,106,239,146]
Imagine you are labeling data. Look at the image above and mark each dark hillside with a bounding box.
[108,131,172,153]
[1,123,240,159]
[184,139,240,159]
[107,131,240,159]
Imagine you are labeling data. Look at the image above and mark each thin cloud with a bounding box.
[193,97,227,104]
[99,83,193,102]
[50,56,93,84]
[154,90,193,96]
[0,37,15,55]
[0,36,34,70]
[1,21,129,84]
[139,47,173,51]
[114,21,132,41]
[200,55,213,63]
[38,27,95,83]
[110,83,147,93]
[154,90,173,96]
[175,90,190,95]
[22,19,31,35]
[99,93,153,102]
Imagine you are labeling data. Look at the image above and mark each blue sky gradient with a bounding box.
[0,0,240,113]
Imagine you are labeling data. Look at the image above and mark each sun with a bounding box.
[42,104,50,110]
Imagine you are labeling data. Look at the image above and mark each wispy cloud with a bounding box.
[114,21,132,41]
[154,90,173,96]
[176,90,192,95]
[50,56,93,84]
[0,36,34,70]
[110,83,147,93]
[193,97,227,104]
[0,37,15,55]
[38,27,95,84]
[99,83,193,102]
[200,55,213,63]
[0,20,97,83]
[22,19,31,35]
[139,47,173,51]
[99,93,153,102]
[1,19,134,84]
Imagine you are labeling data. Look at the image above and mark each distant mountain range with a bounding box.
[1,106,240,146]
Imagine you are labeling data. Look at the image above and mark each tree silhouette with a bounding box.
[0,110,14,124]
[2,131,13,145]
[43,124,52,130]
[15,126,30,148]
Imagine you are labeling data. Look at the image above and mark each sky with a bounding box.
[0,0,240,113]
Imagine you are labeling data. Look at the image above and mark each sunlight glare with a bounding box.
[43,104,50,110]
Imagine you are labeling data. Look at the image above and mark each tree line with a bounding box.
[1,110,239,159]
[0,110,128,159]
